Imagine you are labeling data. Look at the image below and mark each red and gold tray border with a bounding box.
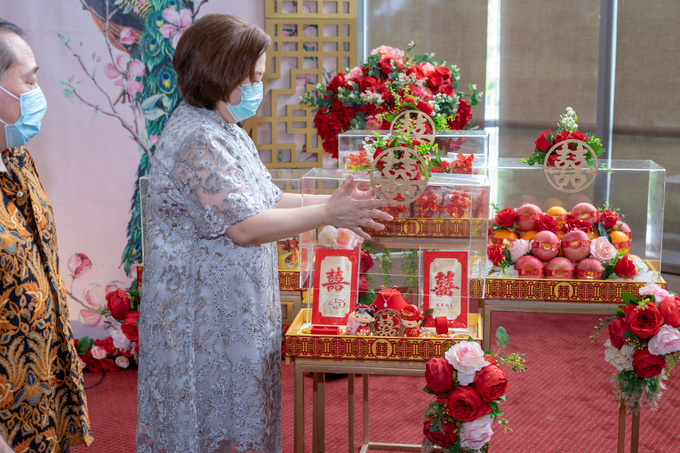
[279,270,301,291]
[284,309,482,363]
[364,218,486,239]
[469,277,667,303]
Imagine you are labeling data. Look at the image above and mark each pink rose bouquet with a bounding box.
[590,236,618,262]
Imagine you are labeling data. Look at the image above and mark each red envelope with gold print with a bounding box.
[422,250,469,330]
[312,247,359,325]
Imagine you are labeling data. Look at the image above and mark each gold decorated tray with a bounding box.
[363,217,486,239]
[278,270,300,291]
[469,276,667,303]
[284,309,482,363]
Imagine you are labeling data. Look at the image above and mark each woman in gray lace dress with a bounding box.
[136,14,390,453]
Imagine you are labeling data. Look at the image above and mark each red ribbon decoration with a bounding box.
[415,193,442,218]
[551,214,569,221]
[519,212,538,221]
[517,267,545,277]
[576,268,604,279]
[545,268,575,278]
[577,211,598,220]
[531,240,559,251]
[613,240,631,250]
[492,237,516,246]
[625,231,632,239]
[561,239,591,249]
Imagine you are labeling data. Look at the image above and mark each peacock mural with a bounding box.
[59,0,207,276]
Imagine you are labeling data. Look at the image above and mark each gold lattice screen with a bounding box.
[242,0,357,168]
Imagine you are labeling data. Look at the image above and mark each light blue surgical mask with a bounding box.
[0,85,47,149]
[227,82,263,122]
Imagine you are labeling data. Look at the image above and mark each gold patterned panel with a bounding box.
[243,1,357,169]
[265,0,357,19]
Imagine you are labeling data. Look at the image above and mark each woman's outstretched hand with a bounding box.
[324,175,393,240]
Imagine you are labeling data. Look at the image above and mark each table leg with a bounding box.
[631,411,640,453]
[348,374,355,453]
[312,373,326,453]
[363,374,369,446]
[617,404,626,453]
[482,299,491,351]
[294,363,305,453]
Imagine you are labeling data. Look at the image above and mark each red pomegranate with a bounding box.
[545,257,575,279]
[561,230,591,262]
[516,204,542,232]
[531,231,560,261]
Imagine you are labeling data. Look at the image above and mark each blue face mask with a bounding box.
[227,82,263,122]
[0,85,47,149]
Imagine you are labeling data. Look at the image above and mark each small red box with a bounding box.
[435,316,449,335]
[311,325,340,335]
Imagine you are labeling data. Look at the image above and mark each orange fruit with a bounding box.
[556,230,566,256]
[587,230,599,240]
[547,206,569,226]
[610,231,630,254]
[521,231,537,241]
[492,230,518,246]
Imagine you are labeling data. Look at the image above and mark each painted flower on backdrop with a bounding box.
[105,53,146,96]
[68,252,92,278]
[119,28,137,46]
[77,281,128,328]
[159,8,193,49]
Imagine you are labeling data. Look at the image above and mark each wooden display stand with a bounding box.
[472,274,667,350]
[286,309,483,453]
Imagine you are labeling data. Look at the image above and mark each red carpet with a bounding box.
[73,311,680,453]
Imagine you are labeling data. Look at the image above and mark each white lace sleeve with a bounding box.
[173,128,262,238]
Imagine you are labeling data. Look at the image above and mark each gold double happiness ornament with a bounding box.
[370,146,429,205]
[389,109,437,145]
[371,309,405,337]
[543,139,599,193]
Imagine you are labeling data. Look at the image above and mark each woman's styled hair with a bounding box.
[173,14,270,110]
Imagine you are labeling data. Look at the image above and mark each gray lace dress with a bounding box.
[136,103,283,453]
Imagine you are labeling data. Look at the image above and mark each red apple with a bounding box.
[561,230,591,261]
[615,221,632,240]
[531,231,560,261]
[571,202,598,226]
[576,258,604,280]
[545,257,575,279]
[516,204,542,232]
[514,255,544,277]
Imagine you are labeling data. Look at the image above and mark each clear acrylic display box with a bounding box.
[469,157,666,274]
[337,129,489,169]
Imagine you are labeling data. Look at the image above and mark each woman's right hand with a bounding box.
[324,175,393,240]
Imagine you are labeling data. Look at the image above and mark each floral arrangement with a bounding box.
[485,202,650,281]
[76,288,140,371]
[523,107,606,167]
[301,42,483,159]
[592,283,680,412]
[422,328,526,452]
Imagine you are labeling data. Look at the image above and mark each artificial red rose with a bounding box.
[658,295,680,327]
[608,317,629,349]
[624,301,664,339]
[534,130,553,152]
[446,386,492,422]
[106,288,131,321]
[427,72,444,90]
[416,100,434,116]
[85,356,102,373]
[563,217,592,233]
[571,130,589,142]
[447,100,472,130]
[358,275,369,297]
[95,337,117,356]
[546,153,559,167]
[487,244,503,267]
[438,84,455,96]
[632,348,666,378]
[101,358,118,372]
[598,210,619,231]
[405,65,425,80]
[326,72,351,93]
[494,208,517,228]
[423,415,458,448]
[554,131,572,143]
[121,311,140,342]
[425,358,455,394]
[434,65,452,81]
[360,251,374,273]
[614,255,638,279]
[474,364,509,402]
[536,215,559,234]
[380,58,395,76]
[359,76,381,93]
